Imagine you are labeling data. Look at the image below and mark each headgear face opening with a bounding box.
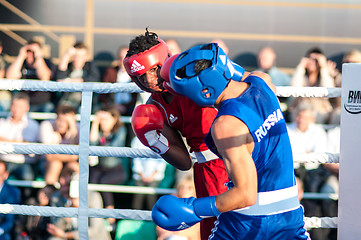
[123,39,169,92]
[169,43,245,106]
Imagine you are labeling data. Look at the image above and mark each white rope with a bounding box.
[0,142,339,163]
[0,204,152,221]
[0,204,337,229]
[6,180,177,194]
[0,79,142,93]
[0,79,341,98]
[0,142,161,158]
[276,86,341,98]
[304,217,338,229]
[293,152,340,164]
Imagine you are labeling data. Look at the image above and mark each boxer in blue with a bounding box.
[152,43,310,239]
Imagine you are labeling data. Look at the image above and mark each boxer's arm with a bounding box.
[211,115,258,212]
[131,104,169,154]
[160,123,192,171]
[132,102,192,170]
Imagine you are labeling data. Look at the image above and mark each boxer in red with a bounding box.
[124,29,244,240]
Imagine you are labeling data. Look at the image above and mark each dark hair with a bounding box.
[12,92,30,103]
[41,184,58,198]
[126,28,160,57]
[176,44,212,78]
[27,39,41,48]
[73,41,88,50]
[101,105,124,133]
[59,166,76,179]
[306,47,323,57]
[56,104,77,115]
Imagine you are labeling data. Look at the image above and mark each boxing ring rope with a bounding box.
[0,79,341,237]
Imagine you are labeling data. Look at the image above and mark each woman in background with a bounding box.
[89,105,128,228]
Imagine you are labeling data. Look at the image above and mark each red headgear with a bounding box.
[123,39,169,92]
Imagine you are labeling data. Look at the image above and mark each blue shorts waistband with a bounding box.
[232,185,300,216]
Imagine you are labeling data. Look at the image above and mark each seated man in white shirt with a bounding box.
[131,136,167,211]
[287,102,332,239]
[287,102,328,172]
[0,92,40,181]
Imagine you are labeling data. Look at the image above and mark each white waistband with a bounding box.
[232,185,300,216]
[194,150,219,163]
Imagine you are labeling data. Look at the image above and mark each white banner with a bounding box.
[339,63,361,239]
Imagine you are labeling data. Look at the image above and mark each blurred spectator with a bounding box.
[0,40,5,79]
[256,46,291,86]
[289,47,334,124]
[256,46,291,116]
[328,49,361,125]
[100,46,138,116]
[6,39,55,112]
[89,105,128,227]
[55,42,100,110]
[165,39,182,56]
[131,136,167,211]
[40,104,79,185]
[0,92,40,181]
[156,173,200,240]
[48,169,111,240]
[287,103,330,240]
[291,47,335,88]
[0,40,11,112]
[287,103,327,181]
[210,39,229,55]
[322,126,340,221]
[14,184,57,240]
[49,167,74,210]
[0,160,21,240]
[331,48,361,89]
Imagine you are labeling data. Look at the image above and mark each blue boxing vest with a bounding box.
[205,75,296,192]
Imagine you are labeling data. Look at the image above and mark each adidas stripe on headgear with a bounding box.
[123,39,169,92]
[169,43,245,106]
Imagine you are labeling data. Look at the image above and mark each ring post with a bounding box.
[339,63,361,239]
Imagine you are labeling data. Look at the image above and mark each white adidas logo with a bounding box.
[130,60,145,73]
[177,222,191,230]
[169,114,178,123]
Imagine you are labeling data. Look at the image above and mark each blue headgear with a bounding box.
[169,43,245,106]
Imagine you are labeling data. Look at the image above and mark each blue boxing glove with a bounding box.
[152,195,221,231]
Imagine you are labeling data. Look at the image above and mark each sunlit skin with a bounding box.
[97,111,117,136]
[209,71,278,212]
[136,66,166,93]
[10,98,30,123]
[0,162,9,185]
[55,113,76,136]
[295,109,315,133]
[133,64,193,171]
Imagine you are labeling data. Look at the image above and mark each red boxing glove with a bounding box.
[131,104,170,154]
[160,54,181,96]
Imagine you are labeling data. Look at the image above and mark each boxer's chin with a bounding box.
[149,85,164,93]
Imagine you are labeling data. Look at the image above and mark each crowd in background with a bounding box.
[0,37,360,240]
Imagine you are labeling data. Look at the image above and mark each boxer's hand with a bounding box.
[160,54,181,96]
[152,195,221,231]
[131,104,169,154]
[152,195,202,231]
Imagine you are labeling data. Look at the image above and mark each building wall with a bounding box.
[1,0,360,72]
